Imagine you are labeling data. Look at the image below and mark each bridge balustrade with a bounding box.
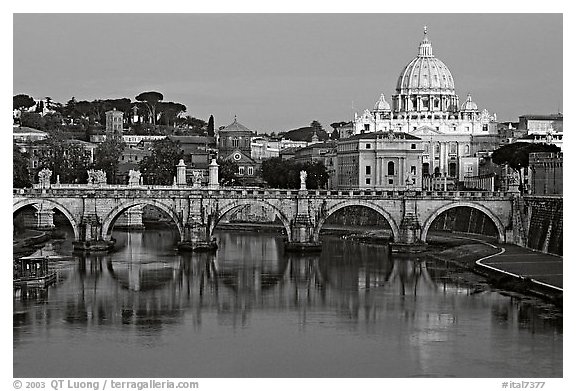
[16,186,516,200]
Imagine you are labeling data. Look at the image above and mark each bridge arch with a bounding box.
[209,199,292,241]
[13,198,81,240]
[313,200,400,242]
[420,201,506,243]
[101,199,184,240]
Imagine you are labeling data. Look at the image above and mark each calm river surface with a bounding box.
[14,229,562,378]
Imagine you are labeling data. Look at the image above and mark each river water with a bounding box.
[13,228,562,378]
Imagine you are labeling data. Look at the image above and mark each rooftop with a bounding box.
[220,117,251,132]
[13,126,47,135]
[343,131,422,141]
[519,113,563,121]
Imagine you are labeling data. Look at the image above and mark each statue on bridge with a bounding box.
[300,170,307,190]
[87,169,107,185]
[128,169,141,186]
[38,168,52,189]
[192,170,203,188]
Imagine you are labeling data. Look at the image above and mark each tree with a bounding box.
[216,158,240,186]
[62,97,78,119]
[43,113,63,132]
[261,157,293,188]
[491,142,561,193]
[207,115,215,137]
[175,115,207,133]
[20,112,45,130]
[13,143,32,188]
[13,94,36,122]
[330,128,340,140]
[36,132,91,184]
[310,120,324,132]
[139,138,183,185]
[158,102,187,127]
[135,91,164,126]
[261,158,328,189]
[302,160,329,189]
[74,100,93,121]
[45,97,55,111]
[93,138,126,183]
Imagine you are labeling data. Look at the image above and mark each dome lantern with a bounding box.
[418,25,433,57]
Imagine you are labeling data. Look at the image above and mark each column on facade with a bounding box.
[442,142,448,175]
[374,156,379,187]
[400,157,405,188]
[437,141,444,174]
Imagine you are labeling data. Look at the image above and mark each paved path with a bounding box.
[475,242,563,291]
[436,233,563,291]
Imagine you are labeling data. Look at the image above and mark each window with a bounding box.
[365,178,371,185]
[364,124,370,132]
[387,161,395,176]
[232,138,239,148]
[388,179,394,185]
[450,143,457,154]
[238,166,245,175]
[422,163,430,176]
[365,143,371,149]
[465,145,470,154]
[247,166,253,176]
[365,165,371,175]
[411,143,416,149]
[483,124,488,131]
[449,162,457,177]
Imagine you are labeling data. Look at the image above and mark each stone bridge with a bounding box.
[13,184,516,252]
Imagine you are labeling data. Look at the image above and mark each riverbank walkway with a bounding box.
[430,232,562,292]
[476,243,563,290]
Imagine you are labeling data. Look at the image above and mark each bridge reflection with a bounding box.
[15,240,481,328]
[14,235,562,347]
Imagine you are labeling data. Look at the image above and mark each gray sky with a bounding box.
[13,13,562,132]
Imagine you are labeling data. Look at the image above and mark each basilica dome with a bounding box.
[395,28,455,94]
[391,27,460,114]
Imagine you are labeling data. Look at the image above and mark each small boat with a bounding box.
[13,256,57,288]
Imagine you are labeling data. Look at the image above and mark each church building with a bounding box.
[352,27,499,181]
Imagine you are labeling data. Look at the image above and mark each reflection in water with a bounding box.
[14,229,562,378]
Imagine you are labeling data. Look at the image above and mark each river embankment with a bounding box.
[13,229,55,257]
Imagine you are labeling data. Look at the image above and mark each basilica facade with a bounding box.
[352,28,499,180]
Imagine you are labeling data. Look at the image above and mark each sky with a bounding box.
[13,13,562,132]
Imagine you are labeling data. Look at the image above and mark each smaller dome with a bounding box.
[461,93,478,111]
[374,94,391,111]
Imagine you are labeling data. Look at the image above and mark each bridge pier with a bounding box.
[178,197,217,252]
[393,198,427,251]
[73,213,115,252]
[178,222,218,252]
[285,191,322,252]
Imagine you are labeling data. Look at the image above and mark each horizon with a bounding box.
[13,14,563,132]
